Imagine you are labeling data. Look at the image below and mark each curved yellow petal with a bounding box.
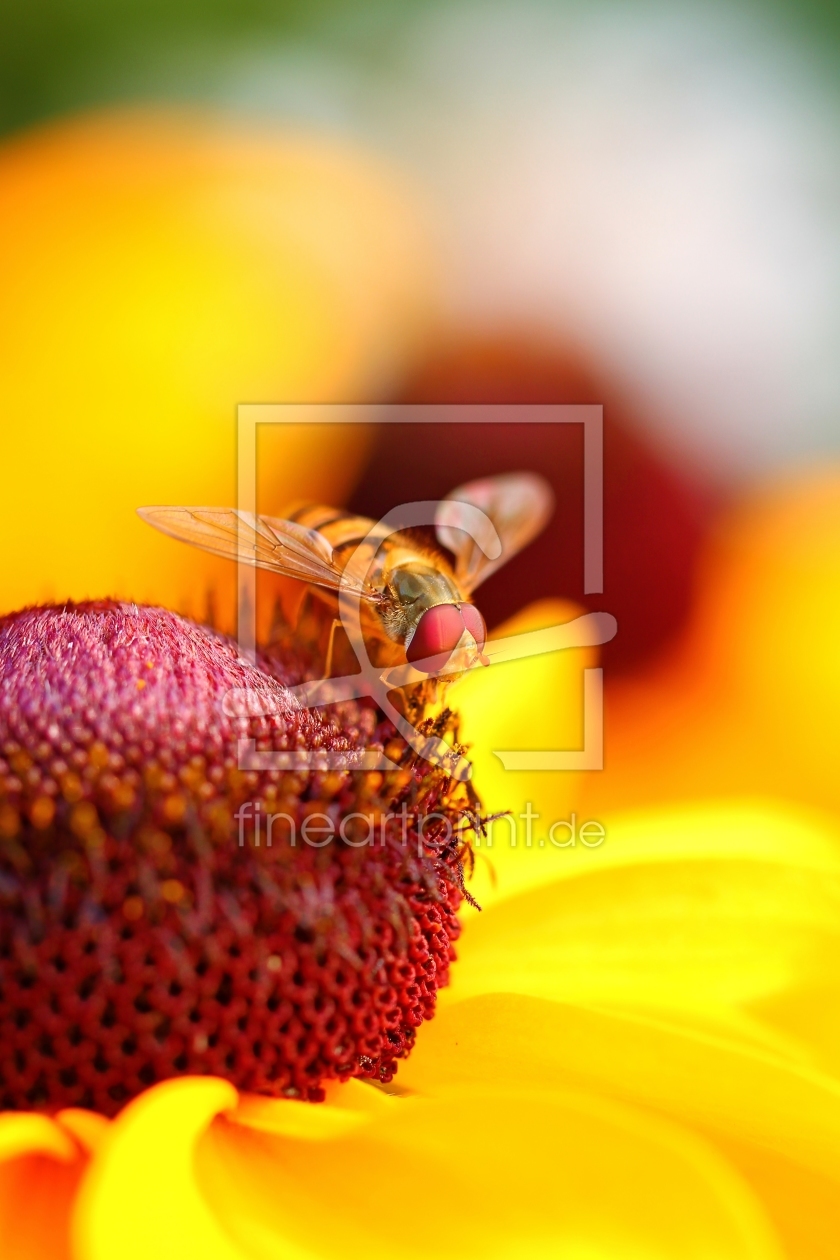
[0,109,437,623]
[73,1077,241,1260]
[453,599,597,911]
[231,1079,395,1140]
[401,995,840,1184]
[194,1087,780,1260]
[54,1110,109,1156]
[0,1114,77,1165]
[447,846,840,1020]
[62,1066,781,1260]
[562,799,840,876]
[752,972,840,1084]
[71,1076,410,1260]
[0,1112,87,1260]
[712,1137,840,1260]
[466,791,840,917]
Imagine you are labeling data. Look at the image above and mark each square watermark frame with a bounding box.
[234,404,611,775]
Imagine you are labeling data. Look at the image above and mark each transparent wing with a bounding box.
[137,506,379,601]
[435,473,555,593]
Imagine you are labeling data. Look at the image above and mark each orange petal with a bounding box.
[581,468,840,819]
[0,1111,90,1260]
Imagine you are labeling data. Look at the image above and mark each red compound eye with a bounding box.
[461,604,487,653]
[406,604,466,673]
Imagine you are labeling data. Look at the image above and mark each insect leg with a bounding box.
[323,618,343,679]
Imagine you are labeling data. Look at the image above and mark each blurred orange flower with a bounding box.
[579,468,840,819]
[0,109,437,627]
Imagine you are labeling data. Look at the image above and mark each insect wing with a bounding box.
[137,507,377,600]
[435,473,555,593]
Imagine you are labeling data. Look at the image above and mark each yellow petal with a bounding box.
[72,1077,241,1260]
[231,1079,395,1140]
[466,790,840,917]
[564,799,840,874]
[400,994,840,1186]
[195,1087,780,1260]
[452,599,598,912]
[712,1137,840,1260]
[0,1112,87,1260]
[0,109,437,623]
[752,972,840,1084]
[65,1069,781,1260]
[401,995,840,1259]
[446,805,840,1019]
[54,1110,109,1156]
[0,1114,77,1165]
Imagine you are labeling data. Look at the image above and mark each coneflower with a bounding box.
[0,601,475,1115]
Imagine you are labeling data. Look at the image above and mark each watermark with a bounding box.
[235,799,606,854]
[227,405,616,779]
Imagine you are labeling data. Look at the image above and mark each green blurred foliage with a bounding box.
[0,0,332,136]
[0,0,837,139]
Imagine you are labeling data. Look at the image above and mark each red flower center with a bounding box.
[0,602,476,1114]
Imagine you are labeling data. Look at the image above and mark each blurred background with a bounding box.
[1,0,838,673]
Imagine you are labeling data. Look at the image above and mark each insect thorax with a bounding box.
[378,561,463,645]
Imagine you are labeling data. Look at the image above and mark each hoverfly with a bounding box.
[137,472,554,680]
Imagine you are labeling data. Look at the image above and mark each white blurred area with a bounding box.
[222,0,840,479]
